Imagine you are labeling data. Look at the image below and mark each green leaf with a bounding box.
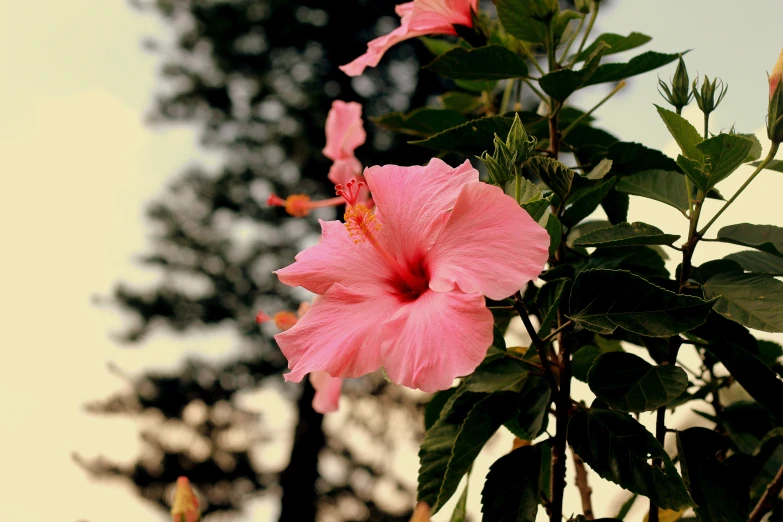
[587,352,688,412]
[450,480,469,522]
[569,269,714,337]
[441,91,482,114]
[586,51,681,85]
[418,392,517,512]
[562,179,616,226]
[521,193,554,222]
[725,251,783,275]
[655,105,704,161]
[696,314,783,420]
[601,189,630,225]
[426,46,530,81]
[373,108,468,137]
[425,388,459,431]
[419,37,461,56]
[696,133,754,188]
[676,428,750,522]
[585,246,669,280]
[545,213,562,256]
[585,158,614,180]
[515,177,542,204]
[573,222,680,248]
[538,278,571,334]
[463,356,532,393]
[572,343,623,382]
[567,408,691,510]
[703,272,783,333]
[539,42,607,101]
[716,224,783,258]
[575,32,652,62]
[481,446,541,522]
[615,170,690,213]
[411,115,514,154]
[495,0,548,43]
[526,156,575,197]
[677,154,709,191]
[503,377,551,440]
[607,142,680,175]
[614,494,638,520]
[751,158,783,173]
[740,133,762,162]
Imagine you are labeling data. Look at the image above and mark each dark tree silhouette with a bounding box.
[76,0,451,520]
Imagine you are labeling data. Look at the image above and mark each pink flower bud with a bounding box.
[770,49,783,100]
[171,477,200,522]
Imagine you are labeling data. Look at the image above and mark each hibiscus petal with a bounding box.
[408,0,476,32]
[364,158,478,265]
[322,101,366,161]
[276,283,399,382]
[309,372,343,413]
[275,220,395,295]
[380,290,493,392]
[428,182,550,301]
[327,157,363,186]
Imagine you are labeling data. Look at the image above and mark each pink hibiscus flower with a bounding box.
[274,158,550,392]
[771,48,783,99]
[268,100,370,216]
[340,0,478,77]
[257,302,343,413]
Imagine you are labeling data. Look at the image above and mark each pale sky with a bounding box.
[0,1,781,521]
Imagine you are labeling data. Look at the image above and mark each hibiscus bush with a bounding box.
[262,0,783,521]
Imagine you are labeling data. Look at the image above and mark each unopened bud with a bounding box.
[171,477,200,522]
[573,0,591,14]
[658,56,692,112]
[409,502,431,522]
[506,113,537,164]
[770,49,783,99]
[768,49,783,144]
[692,74,728,118]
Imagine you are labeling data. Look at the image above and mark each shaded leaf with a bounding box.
[655,105,704,161]
[585,158,614,180]
[572,342,623,383]
[696,133,754,188]
[503,377,551,440]
[716,224,783,258]
[588,352,688,412]
[615,170,690,213]
[569,269,714,336]
[601,189,630,225]
[481,446,541,522]
[703,272,783,333]
[573,222,680,248]
[614,494,638,520]
[373,108,468,137]
[677,427,750,522]
[450,480,469,522]
[495,0,549,43]
[426,46,530,81]
[538,278,572,334]
[740,133,762,162]
[425,388,459,431]
[526,156,575,197]
[567,408,691,510]
[751,158,783,173]
[540,43,607,101]
[725,251,783,275]
[410,115,514,154]
[463,356,532,393]
[587,51,681,85]
[562,179,616,226]
[521,193,554,223]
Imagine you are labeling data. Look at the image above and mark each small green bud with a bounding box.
[505,113,538,164]
[692,74,728,117]
[480,151,508,186]
[573,0,591,14]
[493,134,517,169]
[658,56,693,111]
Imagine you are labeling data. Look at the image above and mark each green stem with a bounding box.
[677,106,695,216]
[558,13,585,63]
[545,21,556,73]
[698,141,780,237]
[570,0,599,67]
[703,112,710,140]
[561,81,627,139]
[519,42,546,76]
[500,79,515,115]
[523,78,548,103]
[514,168,522,203]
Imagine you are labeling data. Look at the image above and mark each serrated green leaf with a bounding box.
[426,46,530,81]
[569,269,714,336]
[572,342,623,382]
[716,224,783,258]
[615,170,690,212]
[655,105,704,161]
[587,352,688,412]
[724,251,783,275]
[696,133,754,188]
[567,408,692,510]
[515,177,542,204]
[495,0,549,43]
[586,51,681,85]
[463,356,531,393]
[521,193,553,222]
[373,108,468,137]
[539,42,607,101]
[418,392,517,512]
[575,32,652,62]
[585,246,669,280]
[677,154,709,191]
[703,272,783,333]
[411,115,514,154]
[441,91,483,114]
[481,446,541,522]
[573,222,680,248]
[740,133,762,162]
[677,427,750,522]
[562,179,616,226]
[425,388,459,431]
[607,142,680,175]
[526,156,575,197]
[503,377,551,440]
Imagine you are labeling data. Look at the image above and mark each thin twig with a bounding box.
[571,447,595,520]
[512,294,559,394]
[541,320,574,344]
[749,461,783,522]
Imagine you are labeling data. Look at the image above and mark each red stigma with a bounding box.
[335,178,365,207]
[267,194,285,207]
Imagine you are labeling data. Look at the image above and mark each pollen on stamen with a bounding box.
[335,178,365,207]
[343,204,380,242]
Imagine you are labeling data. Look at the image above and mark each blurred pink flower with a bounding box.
[257,302,344,413]
[171,477,199,522]
[340,0,478,77]
[771,48,783,99]
[274,158,549,392]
